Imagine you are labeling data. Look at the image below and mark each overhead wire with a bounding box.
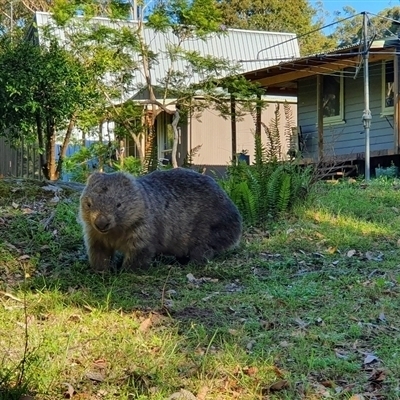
[255,13,361,59]
[238,10,400,81]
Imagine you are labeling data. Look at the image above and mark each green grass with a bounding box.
[1,177,400,399]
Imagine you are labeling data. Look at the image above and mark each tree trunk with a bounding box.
[130,131,145,164]
[55,114,76,178]
[171,108,180,168]
[36,112,47,179]
[119,138,125,168]
[46,117,58,180]
[144,126,158,172]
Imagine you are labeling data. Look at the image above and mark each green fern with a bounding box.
[266,166,283,216]
[245,168,263,225]
[254,130,268,169]
[277,172,291,213]
[218,104,315,226]
[262,104,282,163]
[232,181,257,226]
[283,101,296,156]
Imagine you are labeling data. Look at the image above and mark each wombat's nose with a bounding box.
[94,215,111,232]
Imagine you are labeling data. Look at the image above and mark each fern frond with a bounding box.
[266,166,283,215]
[232,181,257,226]
[283,101,295,154]
[278,172,291,213]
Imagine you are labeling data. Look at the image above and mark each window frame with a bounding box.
[381,59,394,116]
[157,113,180,163]
[323,73,345,126]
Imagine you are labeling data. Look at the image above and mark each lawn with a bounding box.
[1,177,400,399]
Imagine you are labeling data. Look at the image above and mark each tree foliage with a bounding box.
[216,0,336,55]
[330,6,400,48]
[0,38,98,179]
[48,0,265,170]
[219,105,313,226]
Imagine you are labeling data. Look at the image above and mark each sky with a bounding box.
[311,0,398,22]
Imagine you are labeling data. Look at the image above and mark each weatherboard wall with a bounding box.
[298,61,395,160]
[187,101,298,167]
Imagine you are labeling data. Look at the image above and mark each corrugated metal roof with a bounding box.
[32,12,299,98]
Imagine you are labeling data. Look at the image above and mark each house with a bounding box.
[27,12,300,173]
[150,94,297,175]
[242,36,400,177]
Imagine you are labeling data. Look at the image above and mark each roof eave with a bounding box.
[244,42,398,90]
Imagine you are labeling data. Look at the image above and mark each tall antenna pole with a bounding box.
[362,12,372,181]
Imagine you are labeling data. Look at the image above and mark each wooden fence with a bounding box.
[0,137,43,179]
[0,138,90,180]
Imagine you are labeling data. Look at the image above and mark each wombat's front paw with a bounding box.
[122,252,153,270]
[88,253,113,273]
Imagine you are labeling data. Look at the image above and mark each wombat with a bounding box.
[79,168,242,271]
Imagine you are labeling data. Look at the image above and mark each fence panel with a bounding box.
[0,137,42,179]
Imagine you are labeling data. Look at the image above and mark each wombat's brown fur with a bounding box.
[79,168,242,271]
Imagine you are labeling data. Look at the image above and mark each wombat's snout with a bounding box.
[94,214,111,232]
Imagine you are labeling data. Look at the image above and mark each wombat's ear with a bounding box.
[86,172,104,185]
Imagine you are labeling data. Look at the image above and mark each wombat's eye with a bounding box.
[86,201,92,208]
[116,202,122,208]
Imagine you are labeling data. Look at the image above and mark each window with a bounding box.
[323,73,344,124]
[160,124,174,163]
[382,60,394,115]
[158,117,181,164]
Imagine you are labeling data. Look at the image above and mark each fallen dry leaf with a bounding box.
[311,382,331,396]
[294,317,309,329]
[201,292,220,302]
[163,299,174,308]
[41,184,62,192]
[138,317,152,332]
[368,368,387,383]
[167,388,197,400]
[186,273,218,286]
[365,251,374,260]
[349,395,365,400]
[196,386,209,400]
[246,339,256,352]
[242,366,258,376]
[347,249,356,258]
[3,241,20,253]
[327,246,337,254]
[92,359,107,370]
[320,380,335,388]
[0,291,23,303]
[363,354,379,365]
[85,371,105,382]
[335,350,350,359]
[268,379,289,392]
[67,314,82,323]
[63,382,76,398]
[272,365,285,378]
[378,312,386,323]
